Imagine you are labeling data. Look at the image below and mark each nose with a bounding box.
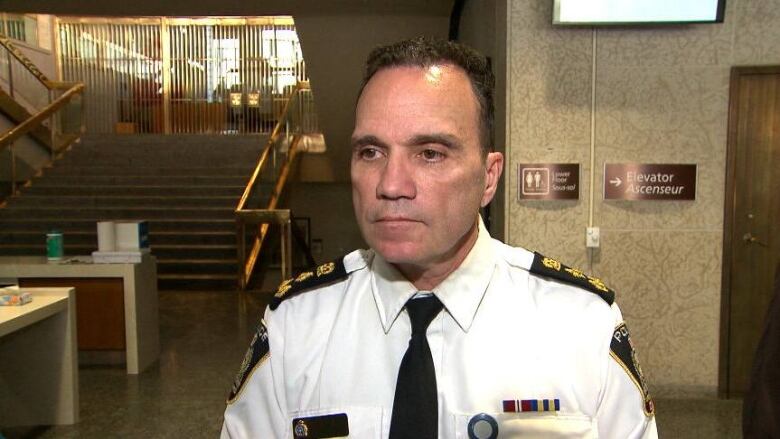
[377,153,416,200]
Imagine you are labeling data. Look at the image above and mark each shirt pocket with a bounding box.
[285,406,384,438]
[453,412,598,439]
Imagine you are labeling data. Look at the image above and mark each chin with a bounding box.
[371,240,427,266]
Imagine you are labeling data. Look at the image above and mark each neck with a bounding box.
[394,219,480,291]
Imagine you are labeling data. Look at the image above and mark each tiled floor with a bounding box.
[2,291,743,438]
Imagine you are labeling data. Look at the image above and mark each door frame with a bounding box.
[719,65,780,397]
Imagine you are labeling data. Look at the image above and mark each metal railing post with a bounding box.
[7,50,13,98]
[237,221,246,290]
[49,89,56,157]
[281,218,292,282]
[79,93,86,135]
[9,141,16,195]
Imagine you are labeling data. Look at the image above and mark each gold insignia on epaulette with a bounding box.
[296,271,314,282]
[565,267,586,279]
[276,279,294,297]
[587,276,609,292]
[542,257,562,271]
[316,262,335,277]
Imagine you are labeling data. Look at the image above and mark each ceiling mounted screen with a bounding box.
[553,0,726,25]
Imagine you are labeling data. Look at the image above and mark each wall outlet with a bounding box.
[586,227,600,248]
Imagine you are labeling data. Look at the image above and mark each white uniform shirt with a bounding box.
[222,222,658,438]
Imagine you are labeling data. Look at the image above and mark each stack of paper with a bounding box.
[91,250,144,264]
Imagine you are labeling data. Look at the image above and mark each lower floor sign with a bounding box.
[518,163,580,200]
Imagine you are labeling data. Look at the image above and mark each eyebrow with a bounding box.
[407,133,462,150]
[350,132,463,150]
[351,134,387,150]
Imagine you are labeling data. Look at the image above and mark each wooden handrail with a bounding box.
[0,83,84,152]
[235,80,316,289]
[236,82,311,212]
[239,135,303,287]
[46,81,83,91]
[0,37,50,87]
[235,139,273,211]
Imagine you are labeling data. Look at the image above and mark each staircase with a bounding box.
[0,134,265,291]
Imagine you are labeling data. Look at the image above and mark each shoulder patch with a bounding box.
[529,252,615,305]
[610,323,655,417]
[269,259,348,310]
[227,319,270,403]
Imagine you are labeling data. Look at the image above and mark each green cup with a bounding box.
[46,230,64,261]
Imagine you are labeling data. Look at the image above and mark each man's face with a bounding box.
[351,65,502,271]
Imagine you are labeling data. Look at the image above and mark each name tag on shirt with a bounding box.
[292,413,349,438]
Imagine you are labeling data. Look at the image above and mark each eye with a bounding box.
[357,147,383,161]
[420,148,444,162]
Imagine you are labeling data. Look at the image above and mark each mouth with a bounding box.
[374,217,420,223]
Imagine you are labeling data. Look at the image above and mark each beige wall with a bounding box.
[294,14,449,182]
[287,182,366,262]
[506,0,780,397]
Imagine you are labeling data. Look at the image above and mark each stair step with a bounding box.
[0,206,235,219]
[74,134,265,151]
[157,273,238,291]
[28,175,249,186]
[158,259,236,274]
[56,153,261,167]
[8,195,238,208]
[153,245,237,259]
[0,218,236,232]
[0,243,236,259]
[0,230,241,246]
[43,165,256,176]
[20,185,245,196]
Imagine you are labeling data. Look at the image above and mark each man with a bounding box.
[222,37,658,438]
[743,263,780,438]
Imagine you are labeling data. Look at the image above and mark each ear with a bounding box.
[480,152,504,207]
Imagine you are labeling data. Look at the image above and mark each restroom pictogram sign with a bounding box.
[518,164,580,200]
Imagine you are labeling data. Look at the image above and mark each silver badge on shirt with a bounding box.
[468,413,499,439]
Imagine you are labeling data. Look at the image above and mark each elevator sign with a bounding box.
[518,163,580,200]
[604,164,697,200]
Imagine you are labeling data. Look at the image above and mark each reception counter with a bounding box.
[0,287,78,426]
[0,255,159,374]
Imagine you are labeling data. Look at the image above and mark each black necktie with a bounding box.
[389,295,444,439]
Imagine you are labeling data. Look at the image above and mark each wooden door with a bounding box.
[720,66,780,397]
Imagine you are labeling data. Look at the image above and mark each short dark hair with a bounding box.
[359,36,494,156]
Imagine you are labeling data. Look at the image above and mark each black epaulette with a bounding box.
[269,258,348,310]
[529,252,615,305]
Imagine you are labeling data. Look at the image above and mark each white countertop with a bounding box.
[0,288,71,337]
[0,254,156,278]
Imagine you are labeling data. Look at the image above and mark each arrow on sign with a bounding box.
[610,177,622,187]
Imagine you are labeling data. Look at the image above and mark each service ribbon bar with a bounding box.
[502,399,560,413]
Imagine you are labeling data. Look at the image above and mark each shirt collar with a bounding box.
[370,217,497,333]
